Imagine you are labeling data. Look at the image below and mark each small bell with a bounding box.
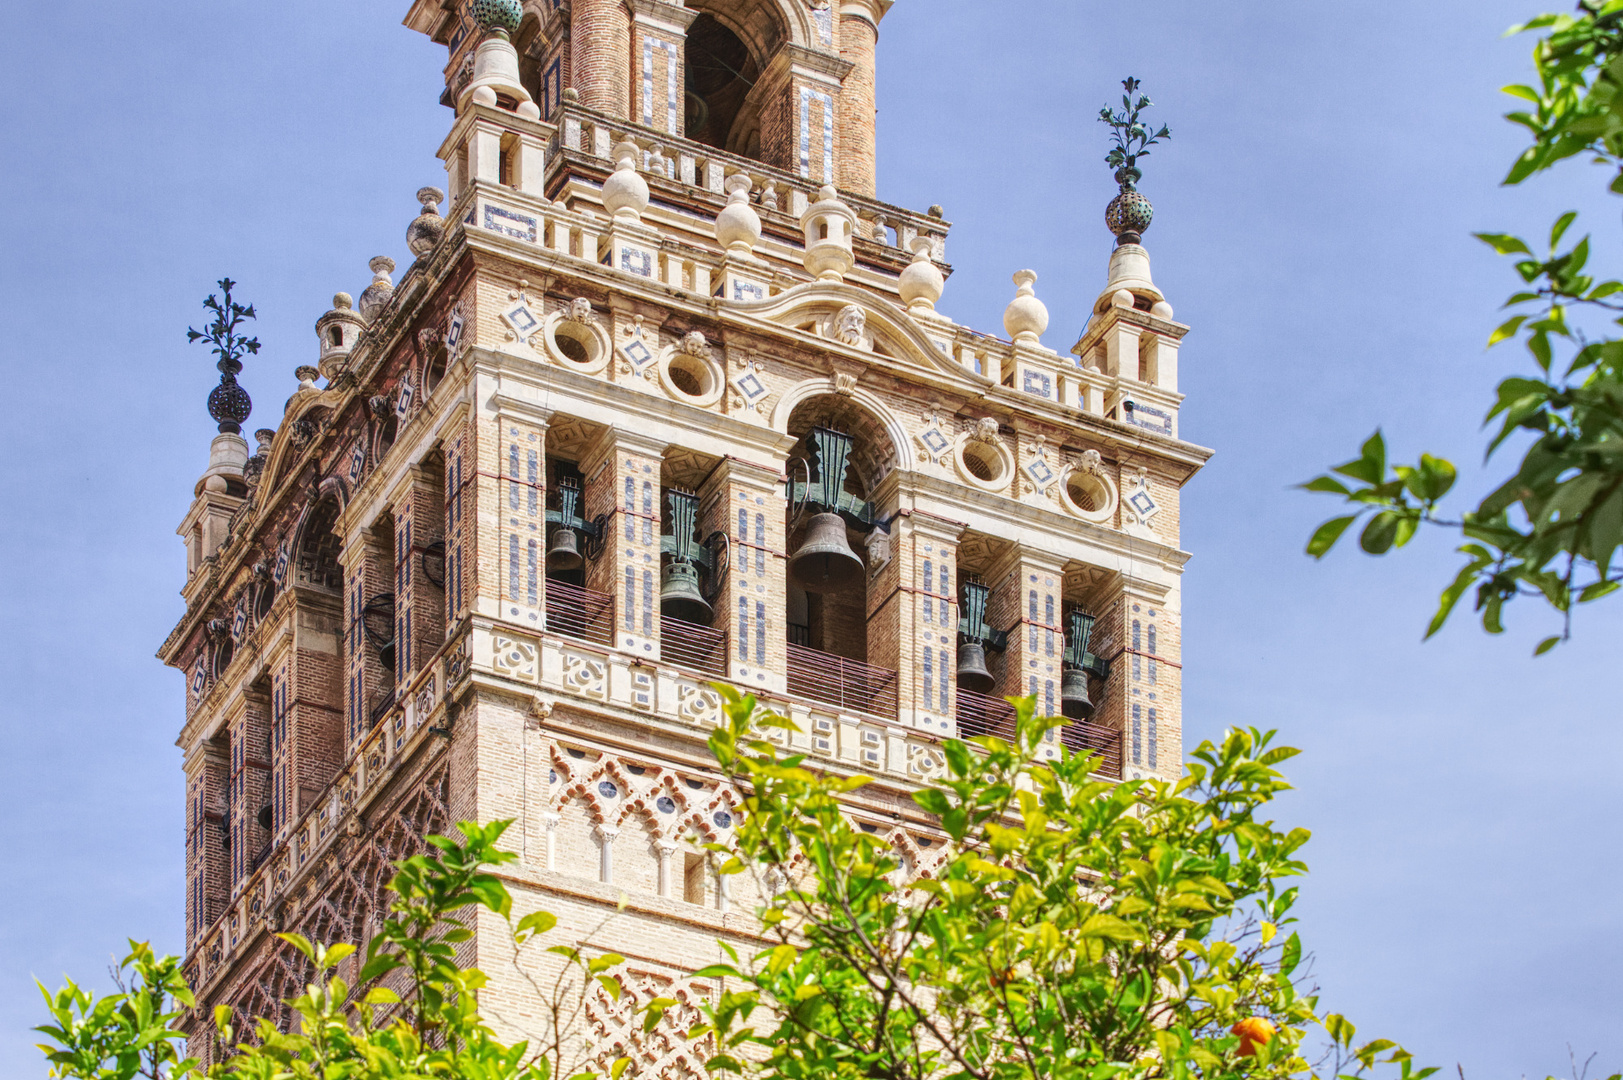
[1061,667,1095,720]
[788,512,865,593]
[956,641,995,694]
[660,561,713,624]
[547,526,583,571]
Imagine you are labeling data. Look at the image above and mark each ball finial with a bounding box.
[1099,77,1169,247]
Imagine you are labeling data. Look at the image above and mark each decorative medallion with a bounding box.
[346,440,367,485]
[395,379,415,418]
[732,361,769,411]
[916,409,952,465]
[598,780,619,799]
[501,301,542,344]
[1126,467,1160,524]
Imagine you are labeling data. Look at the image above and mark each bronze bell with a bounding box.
[789,512,865,593]
[660,561,713,625]
[547,526,583,571]
[956,641,995,694]
[1061,666,1095,720]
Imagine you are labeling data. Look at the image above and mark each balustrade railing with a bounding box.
[545,579,616,646]
[956,690,1123,778]
[786,644,899,720]
[660,616,728,678]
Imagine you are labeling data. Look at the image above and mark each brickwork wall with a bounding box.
[629,22,687,137]
[700,458,788,693]
[989,549,1067,721]
[290,600,343,818]
[572,0,631,118]
[230,693,272,891]
[582,431,667,658]
[397,463,447,678]
[497,418,549,629]
[836,10,879,196]
[342,525,395,750]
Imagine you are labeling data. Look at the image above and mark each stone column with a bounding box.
[571,0,632,118]
[836,1,885,197]
[580,427,669,659]
[700,455,789,694]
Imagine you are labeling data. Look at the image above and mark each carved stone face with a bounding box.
[973,417,1000,445]
[1080,448,1103,474]
[679,330,710,359]
[835,304,866,346]
[568,297,594,324]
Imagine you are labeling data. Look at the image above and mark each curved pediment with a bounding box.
[746,282,977,385]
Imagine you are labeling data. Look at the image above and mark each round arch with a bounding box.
[771,379,917,477]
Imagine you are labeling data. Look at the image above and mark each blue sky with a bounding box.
[2,0,1619,1075]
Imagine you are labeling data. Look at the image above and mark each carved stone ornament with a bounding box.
[1079,448,1105,475]
[970,417,1001,445]
[834,371,858,396]
[529,695,555,728]
[679,330,711,360]
[567,297,595,325]
[367,395,391,422]
[834,304,867,347]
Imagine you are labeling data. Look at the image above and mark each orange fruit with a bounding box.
[1231,1017,1276,1057]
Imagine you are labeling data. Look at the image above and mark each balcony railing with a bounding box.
[545,579,616,646]
[956,689,1018,741]
[660,616,728,678]
[787,644,899,720]
[1060,722,1124,779]
[956,690,1124,779]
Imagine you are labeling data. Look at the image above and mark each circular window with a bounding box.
[712,810,734,829]
[658,348,724,407]
[1058,464,1118,524]
[656,796,677,815]
[543,314,611,374]
[952,434,1014,492]
[212,638,235,680]
[598,781,619,799]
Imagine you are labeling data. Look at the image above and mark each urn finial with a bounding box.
[1099,77,1170,247]
[188,278,260,434]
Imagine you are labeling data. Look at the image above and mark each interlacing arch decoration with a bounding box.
[586,965,719,1080]
[219,767,450,1038]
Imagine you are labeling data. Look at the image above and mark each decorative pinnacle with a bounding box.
[468,0,523,37]
[1099,77,1170,247]
[187,278,260,434]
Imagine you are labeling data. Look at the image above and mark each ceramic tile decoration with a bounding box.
[641,39,680,133]
[484,204,539,243]
[619,247,654,277]
[502,302,542,341]
[622,339,654,372]
[1022,369,1053,399]
[798,87,835,180]
[732,280,765,301]
[1122,399,1174,436]
[444,306,466,352]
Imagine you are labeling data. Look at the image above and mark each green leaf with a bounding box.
[1360,511,1402,555]
[1488,315,1527,347]
[1301,475,1352,495]
[1580,580,1621,603]
[1306,516,1357,559]
[1550,210,1579,248]
[1474,231,1533,256]
[1534,636,1562,656]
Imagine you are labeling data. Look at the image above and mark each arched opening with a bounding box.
[783,396,899,718]
[296,495,344,592]
[684,12,761,156]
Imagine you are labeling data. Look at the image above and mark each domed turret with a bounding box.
[801,185,856,282]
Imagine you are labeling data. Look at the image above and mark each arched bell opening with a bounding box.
[784,396,895,668]
[684,2,785,161]
[952,533,1016,739]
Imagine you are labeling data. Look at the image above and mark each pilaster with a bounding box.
[701,455,789,694]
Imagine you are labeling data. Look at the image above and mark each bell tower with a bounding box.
[405,0,886,194]
[162,6,1206,1069]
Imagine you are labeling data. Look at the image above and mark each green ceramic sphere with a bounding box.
[468,0,523,35]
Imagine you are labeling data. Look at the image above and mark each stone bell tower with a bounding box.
[161,4,1206,1070]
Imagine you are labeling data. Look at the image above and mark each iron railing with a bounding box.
[955,689,1017,741]
[1060,721,1124,779]
[956,690,1124,779]
[786,644,899,720]
[545,579,616,646]
[660,616,729,678]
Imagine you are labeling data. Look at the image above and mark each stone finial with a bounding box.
[1003,270,1049,344]
[358,257,396,321]
[899,235,944,315]
[296,366,320,392]
[602,141,650,223]
[801,184,856,282]
[464,1,541,119]
[407,187,446,257]
[715,173,762,257]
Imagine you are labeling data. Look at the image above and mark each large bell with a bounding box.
[789,512,865,593]
[956,641,995,694]
[1061,666,1095,720]
[547,526,583,571]
[660,561,713,624]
